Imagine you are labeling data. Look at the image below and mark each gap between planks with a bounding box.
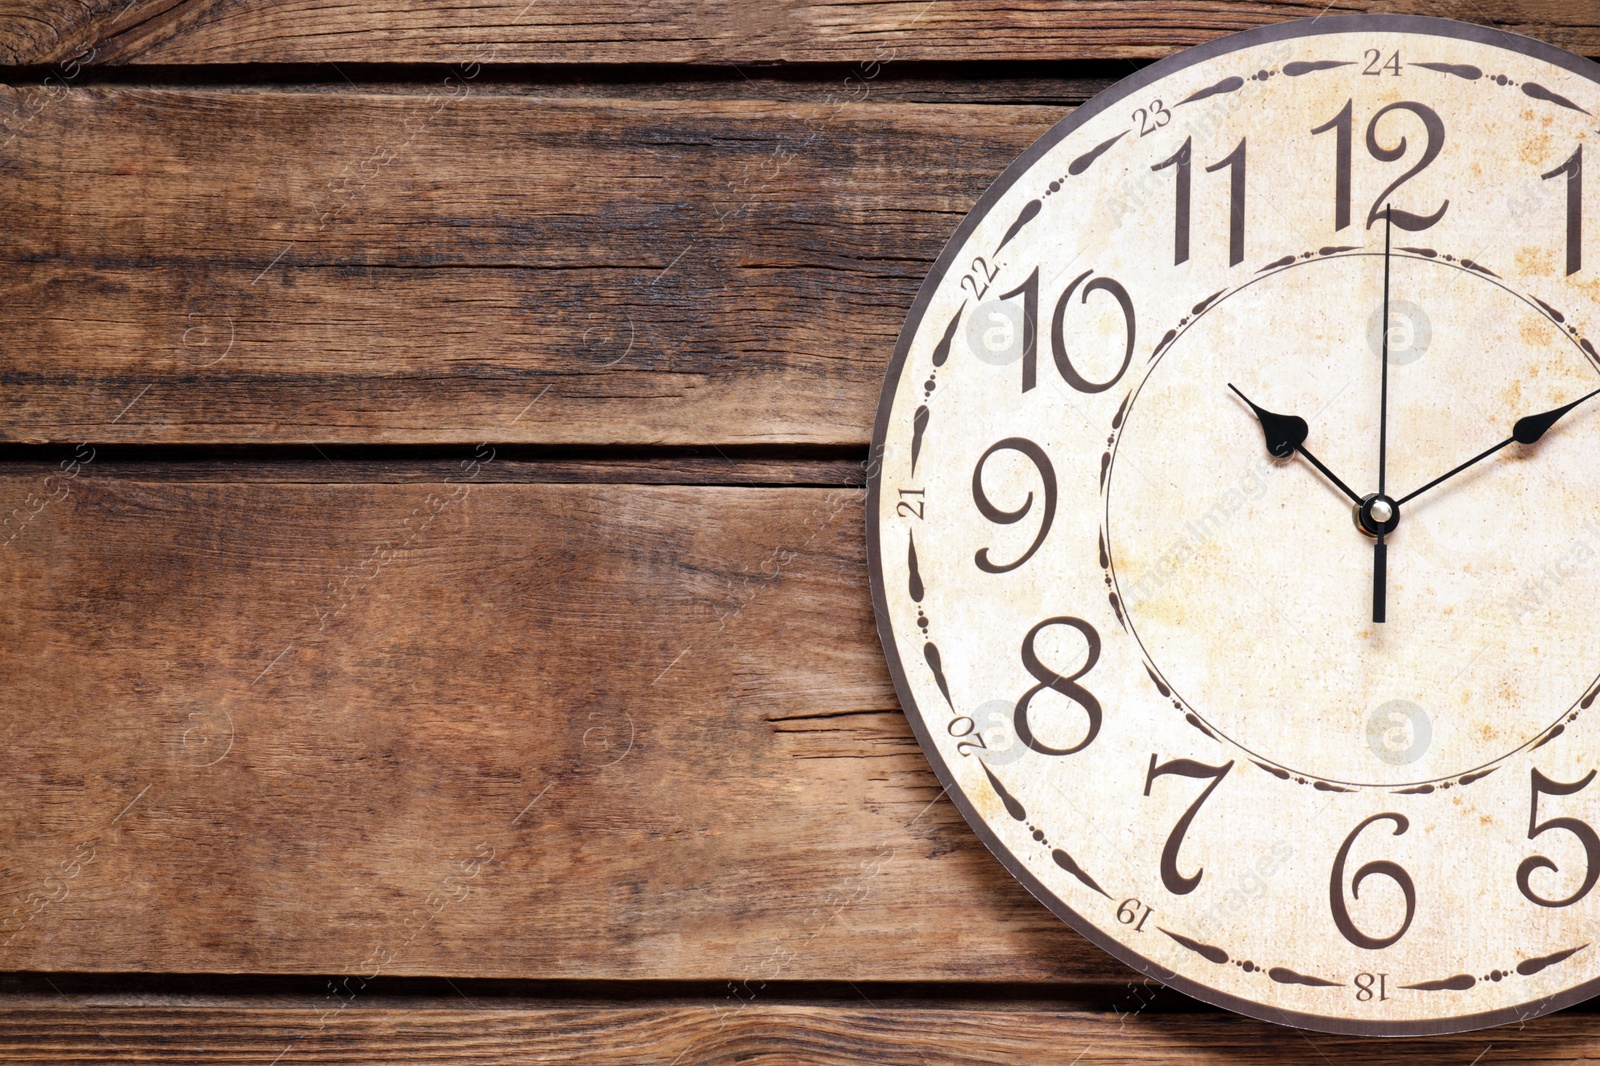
[0,974,1207,1012]
[0,60,1136,106]
[0,445,870,486]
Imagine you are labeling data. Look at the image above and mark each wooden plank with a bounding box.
[6,1,1600,68]
[0,477,1107,981]
[0,88,1052,446]
[0,1000,1591,1063]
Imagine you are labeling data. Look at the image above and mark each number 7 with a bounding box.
[1143,755,1233,895]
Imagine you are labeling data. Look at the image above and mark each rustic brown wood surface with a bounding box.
[0,476,1109,981]
[4,0,1600,66]
[0,998,1596,1063]
[5,0,1600,1059]
[0,87,1053,446]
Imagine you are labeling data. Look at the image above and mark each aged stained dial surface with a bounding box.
[868,15,1600,1036]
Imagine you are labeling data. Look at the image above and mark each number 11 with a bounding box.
[1152,136,1247,266]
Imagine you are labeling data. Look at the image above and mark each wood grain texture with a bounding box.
[0,1001,1591,1063]
[0,87,1052,446]
[12,2,1600,1051]
[0,477,1111,981]
[6,0,1600,67]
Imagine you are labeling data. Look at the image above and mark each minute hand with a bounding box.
[1395,385,1600,507]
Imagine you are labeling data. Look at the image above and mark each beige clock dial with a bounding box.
[869,15,1600,1036]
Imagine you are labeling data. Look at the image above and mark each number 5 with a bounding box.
[1518,767,1600,908]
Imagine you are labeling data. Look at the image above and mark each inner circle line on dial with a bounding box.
[1104,247,1600,790]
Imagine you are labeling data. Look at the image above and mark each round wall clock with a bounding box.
[868,14,1600,1036]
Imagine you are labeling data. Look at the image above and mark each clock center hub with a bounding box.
[1355,493,1400,538]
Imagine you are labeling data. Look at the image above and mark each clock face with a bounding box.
[868,15,1600,1036]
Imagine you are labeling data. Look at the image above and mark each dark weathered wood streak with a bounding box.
[0,88,1053,445]
[0,453,870,486]
[4,0,1600,67]
[1,64,1125,106]
[0,479,1104,980]
[0,1001,1590,1063]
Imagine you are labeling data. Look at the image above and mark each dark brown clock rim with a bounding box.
[867,13,1600,1039]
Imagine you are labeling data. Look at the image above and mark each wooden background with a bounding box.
[3,1,1600,1061]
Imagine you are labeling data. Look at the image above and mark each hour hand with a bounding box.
[1229,384,1362,505]
[1230,383,1307,457]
